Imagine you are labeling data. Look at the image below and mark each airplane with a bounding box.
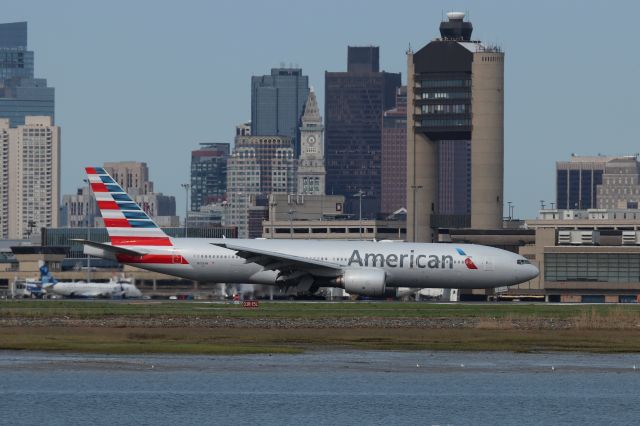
[74,166,539,297]
[44,279,143,299]
[38,263,142,298]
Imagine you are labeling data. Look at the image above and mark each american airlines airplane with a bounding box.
[75,167,538,297]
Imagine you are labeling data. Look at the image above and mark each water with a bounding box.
[1,350,640,425]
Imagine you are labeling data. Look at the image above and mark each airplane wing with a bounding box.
[211,242,343,278]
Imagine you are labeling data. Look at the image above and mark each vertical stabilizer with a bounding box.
[85,167,173,247]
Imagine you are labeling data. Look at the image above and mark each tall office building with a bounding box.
[251,68,309,154]
[0,119,9,238]
[597,156,640,210]
[297,89,326,195]
[348,46,380,73]
[0,22,54,127]
[103,161,154,195]
[190,143,229,211]
[325,46,401,218]
[62,186,98,228]
[101,161,177,224]
[556,155,609,210]
[407,12,504,242]
[226,135,296,237]
[6,116,60,238]
[233,136,297,195]
[556,154,640,210]
[381,86,407,214]
[236,122,251,137]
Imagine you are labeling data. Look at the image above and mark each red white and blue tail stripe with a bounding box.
[85,166,173,247]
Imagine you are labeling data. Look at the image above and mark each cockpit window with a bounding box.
[517,259,531,265]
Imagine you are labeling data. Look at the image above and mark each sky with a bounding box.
[4,0,640,219]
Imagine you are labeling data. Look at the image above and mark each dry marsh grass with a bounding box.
[2,326,640,354]
[572,306,640,330]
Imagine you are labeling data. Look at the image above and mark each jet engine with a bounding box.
[335,268,395,297]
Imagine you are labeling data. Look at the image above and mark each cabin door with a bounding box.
[482,257,494,271]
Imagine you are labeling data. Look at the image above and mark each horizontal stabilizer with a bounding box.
[70,239,146,257]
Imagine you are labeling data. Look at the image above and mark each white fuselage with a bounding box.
[46,282,142,298]
[104,239,538,289]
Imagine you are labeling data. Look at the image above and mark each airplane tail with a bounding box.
[85,167,173,247]
[39,263,57,288]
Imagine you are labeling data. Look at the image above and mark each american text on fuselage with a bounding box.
[348,249,454,269]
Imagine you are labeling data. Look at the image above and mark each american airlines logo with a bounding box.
[347,248,478,270]
[456,248,478,270]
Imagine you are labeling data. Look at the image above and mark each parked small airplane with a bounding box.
[75,167,538,297]
[38,264,142,298]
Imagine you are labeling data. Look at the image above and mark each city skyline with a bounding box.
[4,0,640,219]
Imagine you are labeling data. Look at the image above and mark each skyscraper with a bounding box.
[0,119,9,238]
[236,122,251,137]
[102,161,177,226]
[190,142,229,211]
[555,154,640,210]
[556,155,609,210]
[597,156,640,210]
[7,116,60,239]
[103,161,154,195]
[62,186,98,228]
[251,68,309,154]
[407,12,504,242]
[0,22,54,127]
[325,46,401,218]
[226,135,296,237]
[381,86,407,214]
[297,89,326,195]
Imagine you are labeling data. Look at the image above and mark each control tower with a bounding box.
[407,12,504,241]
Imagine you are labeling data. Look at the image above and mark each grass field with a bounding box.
[2,299,640,320]
[2,301,640,354]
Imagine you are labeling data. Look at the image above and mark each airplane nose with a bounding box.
[522,264,539,282]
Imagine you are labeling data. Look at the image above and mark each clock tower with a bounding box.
[298,89,326,194]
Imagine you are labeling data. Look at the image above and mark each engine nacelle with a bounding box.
[338,268,394,297]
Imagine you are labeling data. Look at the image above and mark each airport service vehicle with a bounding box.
[75,167,539,297]
[38,264,142,298]
[10,279,46,298]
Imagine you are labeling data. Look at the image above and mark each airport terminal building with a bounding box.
[520,209,640,303]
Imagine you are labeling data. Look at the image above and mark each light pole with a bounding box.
[181,183,190,237]
[411,185,423,242]
[268,198,277,239]
[507,201,512,221]
[353,190,365,240]
[84,225,90,283]
[83,178,91,282]
[287,208,296,239]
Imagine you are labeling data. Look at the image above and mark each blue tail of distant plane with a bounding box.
[39,264,57,287]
